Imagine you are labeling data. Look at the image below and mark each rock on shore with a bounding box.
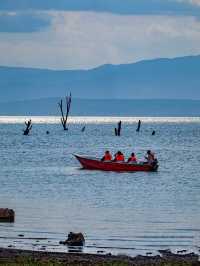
[0,208,15,222]
[59,232,85,246]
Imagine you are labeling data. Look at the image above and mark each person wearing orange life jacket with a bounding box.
[127,152,137,163]
[113,151,125,162]
[101,150,112,161]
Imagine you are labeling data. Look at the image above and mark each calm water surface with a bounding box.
[0,116,200,256]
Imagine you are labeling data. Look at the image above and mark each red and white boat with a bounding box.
[74,155,159,172]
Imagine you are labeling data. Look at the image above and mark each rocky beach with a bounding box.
[0,247,199,266]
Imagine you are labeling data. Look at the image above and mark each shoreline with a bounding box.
[0,247,199,266]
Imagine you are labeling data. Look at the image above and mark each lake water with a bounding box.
[0,116,200,256]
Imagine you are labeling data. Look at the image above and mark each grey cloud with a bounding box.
[1,12,200,69]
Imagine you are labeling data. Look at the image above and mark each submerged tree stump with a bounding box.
[81,126,86,132]
[115,121,122,136]
[136,120,141,132]
[0,208,15,223]
[23,119,32,135]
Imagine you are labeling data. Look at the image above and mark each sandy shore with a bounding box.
[0,247,199,265]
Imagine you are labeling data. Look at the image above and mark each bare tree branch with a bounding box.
[58,93,72,130]
[23,119,32,135]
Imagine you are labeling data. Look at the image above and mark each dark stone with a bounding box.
[158,249,199,261]
[60,232,85,246]
[0,208,15,223]
[97,250,104,254]
[177,250,187,254]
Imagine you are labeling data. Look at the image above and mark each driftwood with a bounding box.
[136,119,141,132]
[23,119,32,135]
[0,208,15,223]
[115,120,122,136]
[58,93,72,130]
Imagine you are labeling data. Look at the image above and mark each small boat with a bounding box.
[74,155,159,172]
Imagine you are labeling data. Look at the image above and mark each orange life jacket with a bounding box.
[129,156,137,162]
[115,154,125,161]
[104,153,112,161]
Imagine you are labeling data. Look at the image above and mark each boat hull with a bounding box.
[74,155,158,172]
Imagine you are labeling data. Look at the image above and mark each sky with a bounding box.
[0,0,200,69]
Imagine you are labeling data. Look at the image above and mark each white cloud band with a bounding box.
[0,11,200,69]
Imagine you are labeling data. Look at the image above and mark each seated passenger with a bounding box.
[145,150,155,164]
[127,152,137,163]
[113,151,125,162]
[101,150,112,161]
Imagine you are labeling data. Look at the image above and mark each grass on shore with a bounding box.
[1,258,128,266]
[0,257,199,266]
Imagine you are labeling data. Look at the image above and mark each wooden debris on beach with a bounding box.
[0,208,15,223]
[23,119,32,135]
[58,92,72,131]
[115,120,122,136]
[60,232,85,246]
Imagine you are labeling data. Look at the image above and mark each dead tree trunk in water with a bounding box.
[115,120,122,136]
[81,126,86,132]
[136,120,141,132]
[23,119,32,135]
[58,93,72,130]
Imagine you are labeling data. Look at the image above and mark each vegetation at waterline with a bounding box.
[1,257,199,266]
[0,258,129,266]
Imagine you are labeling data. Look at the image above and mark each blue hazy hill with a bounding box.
[0,55,200,102]
[0,98,200,116]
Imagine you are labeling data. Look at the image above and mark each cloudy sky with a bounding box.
[0,0,200,69]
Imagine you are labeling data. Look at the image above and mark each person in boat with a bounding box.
[127,152,137,163]
[113,151,125,162]
[145,150,156,164]
[101,150,112,161]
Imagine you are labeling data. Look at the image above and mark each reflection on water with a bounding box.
[0,117,200,256]
[0,116,200,124]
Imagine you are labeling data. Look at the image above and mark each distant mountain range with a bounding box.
[0,55,200,102]
[0,98,200,116]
